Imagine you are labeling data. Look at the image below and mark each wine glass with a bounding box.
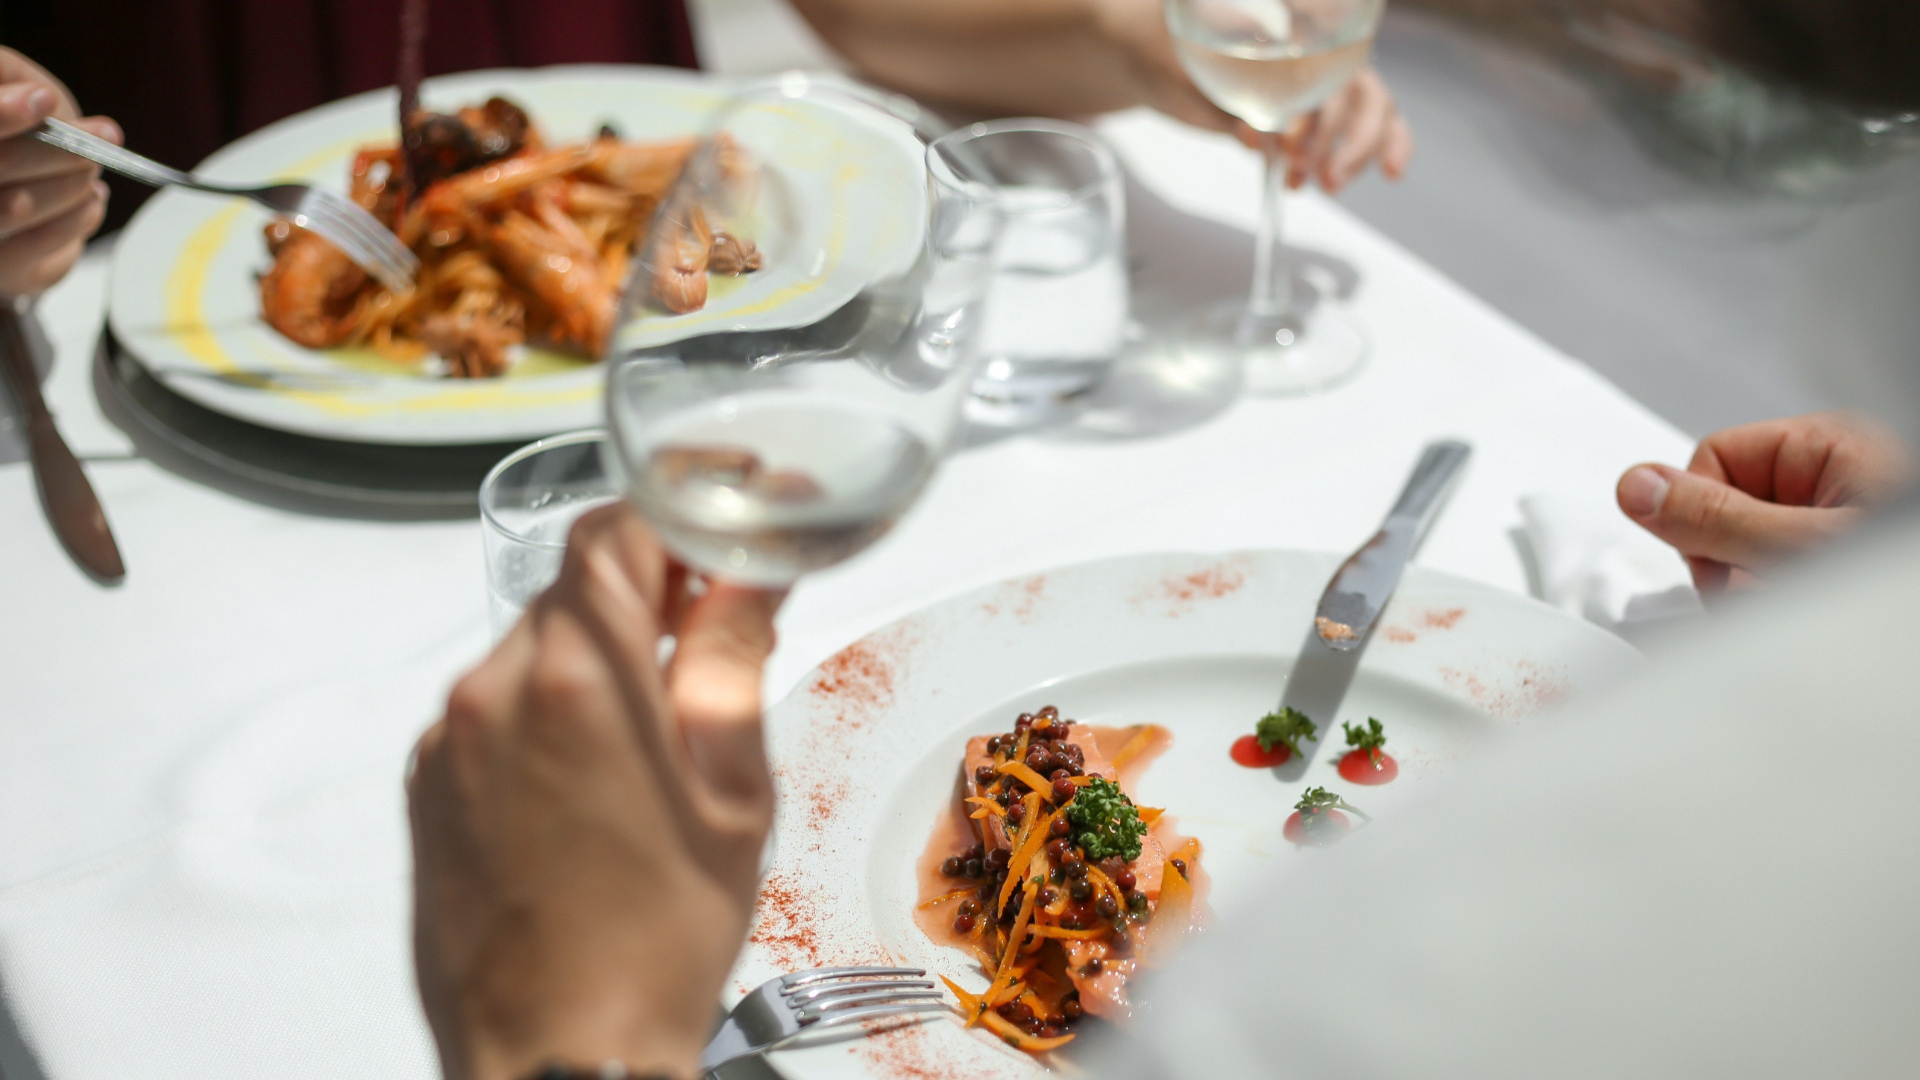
[1163,0,1384,394]
[603,76,1001,587]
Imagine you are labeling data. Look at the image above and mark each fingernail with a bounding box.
[95,118,123,145]
[94,180,110,202]
[25,87,55,120]
[1619,466,1669,518]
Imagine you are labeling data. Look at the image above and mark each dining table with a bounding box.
[0,102,1691,1080]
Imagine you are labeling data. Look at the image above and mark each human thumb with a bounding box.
[1617,464,1859,572]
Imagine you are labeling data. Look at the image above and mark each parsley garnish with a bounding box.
[1295,786,1369,822]
[1255,707,1317,757]
[1343,718,1387,763]
[1065,776,1148,863]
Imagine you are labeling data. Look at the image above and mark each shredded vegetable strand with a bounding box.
[997,798,1053,916]
[1111,725,1159,771]
[980,1009,1076,1052]
[998,760,1053,794]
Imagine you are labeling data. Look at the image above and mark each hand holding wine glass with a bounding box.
[1163,0,1387,395]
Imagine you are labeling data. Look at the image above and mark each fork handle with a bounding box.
[32,117,194,191]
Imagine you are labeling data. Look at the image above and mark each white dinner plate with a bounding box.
[740,550,1640,1079]
[107,66,924,445]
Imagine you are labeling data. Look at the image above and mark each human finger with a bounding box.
[0,170,99,241]
[0,112,115,190]
[0,185,106,297]
[1379,106,1414,180]
[1323,72,1390,192]
[1284,113,1319,189]
[1617,463,1861,572]
[1694,412,1914,507]
[556,502,672,620]
[0,80,60,141]
[669,583,784,807]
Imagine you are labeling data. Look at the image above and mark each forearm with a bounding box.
[789,0,1150,117]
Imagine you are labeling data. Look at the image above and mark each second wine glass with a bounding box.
[1164,0,1383,395]
[605,77,1002,587]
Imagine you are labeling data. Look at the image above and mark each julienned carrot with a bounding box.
[918,886,977,910]
[991,878,1039,991]
[980,1009,1076,1052]
[987,975,1028,1007]
[997,760,1053,794]
[1028,924,1105,940]
[1151,853,1196,960]
[1111,725,1163,771]
[939,974,987,1028]
[996,796,1052,915]
[1081,863,1121,906]
[966,795,1007,819]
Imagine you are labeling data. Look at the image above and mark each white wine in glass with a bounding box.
[1164,0,1383,394]
[607,78,1001,587]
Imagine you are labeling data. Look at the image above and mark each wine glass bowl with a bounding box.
[606,79,1000,587]
[1163,0,1384,395]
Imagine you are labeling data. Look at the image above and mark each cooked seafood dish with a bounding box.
[917,706,1203,1054]
[259,96,760,378]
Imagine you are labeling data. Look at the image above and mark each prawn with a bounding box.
[483,211,615,354]
[259,227,369,348]
[648,204,713,315]
[583,137,698,199]
[421,146,596,217]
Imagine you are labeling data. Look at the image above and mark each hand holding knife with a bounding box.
[0,304,125,582]
[1315,440,1470,651]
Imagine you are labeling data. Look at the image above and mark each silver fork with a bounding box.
[700,966,950,1074]
[33,117,418,292]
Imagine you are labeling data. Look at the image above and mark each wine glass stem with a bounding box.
[1248,146,1292,321]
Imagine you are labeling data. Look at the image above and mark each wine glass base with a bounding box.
[1182,303,1368,397]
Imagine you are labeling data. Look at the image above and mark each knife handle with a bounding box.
[1385,440,1472,540]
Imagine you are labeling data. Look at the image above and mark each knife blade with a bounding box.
[1315,440,1470,651]
[0,304,126,583]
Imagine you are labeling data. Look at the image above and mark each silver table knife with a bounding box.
[0,305,126,583]
[1315,440,1471,651]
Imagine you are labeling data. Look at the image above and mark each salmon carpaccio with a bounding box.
[915,708,1208,1052]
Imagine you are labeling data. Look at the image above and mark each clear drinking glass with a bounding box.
[479,429,622,637]
[946,120,1129,426]
[604,77,1001,587]
[1163,0,1383,394]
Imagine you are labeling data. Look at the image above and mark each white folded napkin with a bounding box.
[1519,492,1702,631]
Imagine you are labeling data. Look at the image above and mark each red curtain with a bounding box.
[3,0,698,228]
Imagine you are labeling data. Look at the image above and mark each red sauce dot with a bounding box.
[1230,734,1290,768]
[1337,749,1399,786]
[1283,809,1350,847]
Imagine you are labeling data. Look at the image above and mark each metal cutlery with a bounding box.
[32,117,418,292]
[0,306,125,583]
[1314,440,1472,650]
[701,965,948,1074]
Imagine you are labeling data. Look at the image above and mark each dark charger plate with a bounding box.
[96,331,543,518]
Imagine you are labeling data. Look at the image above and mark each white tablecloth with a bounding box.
[0,109,1691,1080]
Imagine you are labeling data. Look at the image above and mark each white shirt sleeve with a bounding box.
[1091,517,1920,1079]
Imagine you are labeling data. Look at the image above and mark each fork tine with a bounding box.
[296,204,407,292]
[801,1001,952,1032]
[787,978,935,1005]
[320,200,418,287]
[793,988,946,1022]
[297,190,417,291]
[781,966,925,990]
